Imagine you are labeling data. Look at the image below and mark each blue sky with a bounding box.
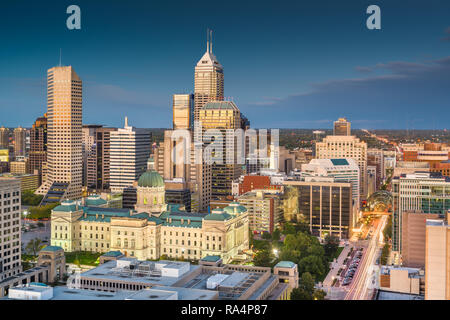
[0,0,449,129]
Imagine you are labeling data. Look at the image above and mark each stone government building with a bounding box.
[50,169,249,263]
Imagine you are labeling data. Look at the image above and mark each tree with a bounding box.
[272,229,281,241]
[282,222,296,235]
[323,235,339,259]
[298,255,325,280]
[262,232,272,240]
[26,238,45,257]
[383,216,393,241]
[290,272,326,300]
[253,249,275,267]
[21,190,43,206]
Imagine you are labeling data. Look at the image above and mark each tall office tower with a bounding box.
[29,114,47,183]
[425,218,450,300]
[0,178,22,281]
[316,135,368,199]
[153,130,212,212]
[36,66,83,201]
[0,127,9,149]
[333,117,351,136]
[82,125,117,191]
[110,117,151,193]
[194,30,224,122]
[391,172,450,252]
[13,126,26,158]
[173,94,194,130]
[199,101,242,198]
[301,158,360,227]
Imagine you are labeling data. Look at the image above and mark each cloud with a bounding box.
[442,27,450,41]
[242,55,450,129]
[355,66,373,74]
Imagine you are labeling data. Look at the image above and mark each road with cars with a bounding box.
[344,215,387,300]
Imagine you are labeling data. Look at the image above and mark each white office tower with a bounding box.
[315,135,368,199]
[0,178,22,280]
[110,117,151,193]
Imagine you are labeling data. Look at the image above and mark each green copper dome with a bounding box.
[137,170,164,188]
[223,202,247,215]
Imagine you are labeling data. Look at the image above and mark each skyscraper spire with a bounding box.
[206,28,209,53]
[210,29,213,53]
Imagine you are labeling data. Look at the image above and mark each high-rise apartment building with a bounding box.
[13,126,26,158]
[29,114,47,183]
[0,178,22,281]
[333,118,351,136]
[194,32,224,122]
[199,101,242,198]
[36,66,83,201]
[392,172,450,252]
[173,94,194,130]
[82,125,117,191]
[316,135,368,199]
[238,190,283,234]
[110,118,151,193]
[0,127,9,149]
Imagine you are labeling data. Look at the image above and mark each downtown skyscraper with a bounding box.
[193,30,224,122]
[36,66,83,200]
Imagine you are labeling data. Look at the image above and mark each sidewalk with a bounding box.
[322,245,352,287]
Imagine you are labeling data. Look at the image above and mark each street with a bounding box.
[345,215,387,300]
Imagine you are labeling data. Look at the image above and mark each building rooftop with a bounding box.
[201,255,222,262]
[40,245,63,252]
[274,261,296,269]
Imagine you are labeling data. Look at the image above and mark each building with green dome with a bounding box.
[135,169,166,214]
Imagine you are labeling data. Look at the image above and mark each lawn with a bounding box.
[65,251,103,266]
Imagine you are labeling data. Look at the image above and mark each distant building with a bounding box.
[431,160,450,178]
[379,266,424,296]
[109,118,151,193]
[50,176,249,263]
[82,125,117,191]
[300,158,360,226]
[13,126,26,158]
[173,94,194,130]
[29,114,47,184]
[194,32,224,122]
[10,159,28,175]
[333,117,351,136]
[0,178,22,281]
[401,211,440,268]
[392,172,450,252]
[36,66,83,201]
[283,179,353,238]
[237,190,283,234]
[315,135,367,199]
[425,218,450,300]
[0,126,9,149]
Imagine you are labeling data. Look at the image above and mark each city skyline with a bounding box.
[1,0,449,129]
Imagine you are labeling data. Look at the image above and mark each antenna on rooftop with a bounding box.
[206,28,209,53]
[210,29,213,53]
[59,48,62,67]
